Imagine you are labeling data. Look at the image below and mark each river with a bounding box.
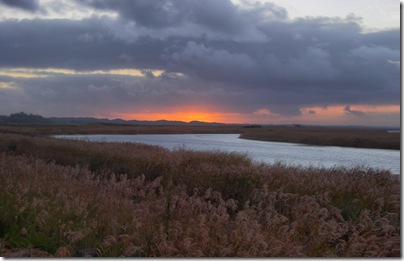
[54,134,400,174]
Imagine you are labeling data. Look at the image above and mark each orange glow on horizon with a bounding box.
[301,104,400,116]
[297,104,400,126]
[116,107,243,123]
[111,103,400,126]
[132,111,218,123]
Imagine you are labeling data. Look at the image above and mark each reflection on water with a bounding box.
[54,134,400,174]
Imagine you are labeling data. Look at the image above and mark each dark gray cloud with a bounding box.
[0,0,40,11]
[0,0,400,122]
[81,0,269,35]
[344,105,366,117]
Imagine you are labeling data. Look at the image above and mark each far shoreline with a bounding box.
[0,123,400,150]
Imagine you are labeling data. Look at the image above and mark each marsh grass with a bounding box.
[240,126,400,150]
[0,133,400,257]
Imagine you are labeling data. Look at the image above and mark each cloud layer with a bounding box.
[0,0,40,11]
[0,0,400,125]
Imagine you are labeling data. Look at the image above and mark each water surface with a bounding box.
[54,134,400,174]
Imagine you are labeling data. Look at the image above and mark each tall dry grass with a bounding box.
[0,133,400,257]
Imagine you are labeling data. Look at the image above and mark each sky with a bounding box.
[0,0,400,126]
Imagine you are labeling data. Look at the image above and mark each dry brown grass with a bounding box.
[241,126,400,150]
[0,123,243,136]
[0,133,400,257]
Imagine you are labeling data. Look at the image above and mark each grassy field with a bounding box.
[0,131,400,257]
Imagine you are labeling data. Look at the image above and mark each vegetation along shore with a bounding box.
[0,124,400,257]
[0,123,400,150]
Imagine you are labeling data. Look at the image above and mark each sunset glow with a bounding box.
[113,103,400,126]
[117,107,239,123]
[297,104,401,126]
[301,104,400,117]
[122,111,219,123]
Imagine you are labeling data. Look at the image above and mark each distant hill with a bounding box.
[0,112,226,126]
[0,112,399,130]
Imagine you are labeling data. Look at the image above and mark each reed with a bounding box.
[0,133,400,257]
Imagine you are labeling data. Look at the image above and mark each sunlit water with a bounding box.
[54,134,400,174]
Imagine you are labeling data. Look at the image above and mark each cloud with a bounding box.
[344,105,366,116]
[81,0,251,30]
[0,72,225,117]
[0,81,16,89]
[169,41,256,82]
[350,45,399,66]
[254,108,273,116]
[0,0,399,121]
[171,41,255,67]
[0,0,40,12]
[265,46,338,81]
[80,0,269,42]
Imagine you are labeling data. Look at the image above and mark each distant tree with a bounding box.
[8,112,48,123]
[243,124,262,128]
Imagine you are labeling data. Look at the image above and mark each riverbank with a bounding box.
[54,133,400,174]
[0,133,400,257]
[240,126,400,150]
[0,123,400,150]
